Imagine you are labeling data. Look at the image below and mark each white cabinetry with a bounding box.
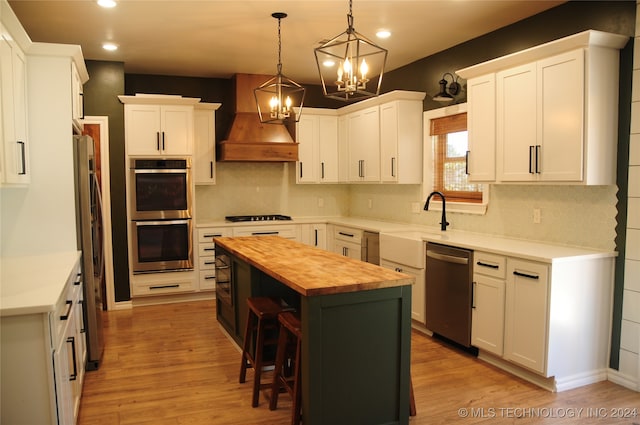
[295,109,339,183]
[119,95,201,156]
[379,100,423,183]
[0,21,29,185]
[194,103,221,184]
[300,223,327,249]
[466,74,496,182]
[233,224,299,240]
[457,30,628,185]
[347,105,380,182]
[471,251,506,356]
[71,60,84,133]
[197,227,231,291]
[1,255,85,425]
[504,258,549,374]
[333,225,362,260]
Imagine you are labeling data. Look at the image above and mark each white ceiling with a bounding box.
[8,0,565,84]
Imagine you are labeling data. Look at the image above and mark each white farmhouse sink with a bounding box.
[379,231,428,268]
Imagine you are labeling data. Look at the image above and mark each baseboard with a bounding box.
[477,351,556,392]
[111,300,133,311]
[131,291,215,307]
[607,368,640,392]
[555,369,608,392]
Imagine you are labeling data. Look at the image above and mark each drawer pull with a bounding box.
[204,260,215,265]
[338,231,355,238]
[149,284,180,290]
[204,275,216,280]
[513,270,539,280]
[74,273,82,285]
[476,261,499,269]
[204,233,222,238]
[204,247,216,252]
[252,231,279,235]
[67,336,78,381]
[60,300,73,320]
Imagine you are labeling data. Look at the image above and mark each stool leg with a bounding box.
[269,323,289,411]
[239,310,254,384]
[409,375,416,416]
[292,338,302,425]
[251,319,267,407]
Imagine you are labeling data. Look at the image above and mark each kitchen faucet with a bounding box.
[424,191,449,231]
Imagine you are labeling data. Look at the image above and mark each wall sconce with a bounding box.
[433,72,461,102]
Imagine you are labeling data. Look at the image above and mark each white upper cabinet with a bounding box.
[466,74,496,182]
[295,109,339,183]
[458,30,628,185]
[0,22,29,185]
[379,99,423,184]
[347,105,380,182]
[71,60,84,133]
[193,103,221,184]
[119,95,201,157]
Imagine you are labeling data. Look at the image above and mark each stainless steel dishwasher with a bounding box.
[425,242,473,347]
[361,231,380,265]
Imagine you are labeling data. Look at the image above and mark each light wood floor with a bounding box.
[78,300,639,425]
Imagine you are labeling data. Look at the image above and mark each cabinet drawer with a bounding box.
[199,270,216,291]
[198,243,217,258]
[131,279,195,297]
[474,251,506,279]
[334,226,362,243]
[199,255,216,270]
[198,227,231,243]
[233,225,298,239]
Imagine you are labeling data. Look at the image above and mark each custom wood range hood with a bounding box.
[218,74,298,162]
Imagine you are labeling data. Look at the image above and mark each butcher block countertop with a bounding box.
[213,236,413,297]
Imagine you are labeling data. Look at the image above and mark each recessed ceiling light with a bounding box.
[102,43,118,51]
[97,0,117,7]
[376,30,391,39]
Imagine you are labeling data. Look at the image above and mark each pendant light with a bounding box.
[255,12,305,124]
[314,0,388,102]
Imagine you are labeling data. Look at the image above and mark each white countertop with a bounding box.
[198,216,616,263]
[1,251,81,317]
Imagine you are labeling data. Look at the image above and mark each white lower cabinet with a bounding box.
[381,259,425,325]
[504,258,549,374]
[332,225,362,260]
[1,257,85,425]
[197,227,231,291]
[300,223,327,250]
[471,251,506,356]
[232,224,299,240]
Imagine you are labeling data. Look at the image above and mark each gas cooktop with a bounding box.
[225,214,292,222]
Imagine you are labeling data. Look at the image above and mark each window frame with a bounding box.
[422,103,489,215]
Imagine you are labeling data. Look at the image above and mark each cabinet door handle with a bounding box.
[391,157,396,177]
[210,161,214,179]
[60,300,73,320]
[300,162,303,178]
[79,92,85,119]
[17,141,26,175]
[513,270,539,280]
[156,132,161,151]
[465,151,470,175]
[535,145,541,174]
[529,146,535,174]
[314,229,318,246]
[321,162,325,179]
[358,160,364,178]
[67,336,78,381]
[476,261,499,269]
[162,132,166,150]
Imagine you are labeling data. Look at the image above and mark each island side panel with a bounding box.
[302,285,413,425]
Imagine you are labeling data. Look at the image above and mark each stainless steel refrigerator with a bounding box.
[73,135,105,370]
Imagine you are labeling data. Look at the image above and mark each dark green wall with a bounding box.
[86,1,635,365]
[83,61,130,302]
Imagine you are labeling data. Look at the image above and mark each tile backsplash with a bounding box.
[196,162,618,251]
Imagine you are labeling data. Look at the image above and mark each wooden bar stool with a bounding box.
[239,297,285,407]
[269,311,302,425]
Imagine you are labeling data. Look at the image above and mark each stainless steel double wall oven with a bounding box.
[129,158,193,273]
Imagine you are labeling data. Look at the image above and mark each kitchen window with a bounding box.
[423,104,488,214]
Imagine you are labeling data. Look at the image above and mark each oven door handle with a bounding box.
[134,219,190,226]
[133,169,187,174]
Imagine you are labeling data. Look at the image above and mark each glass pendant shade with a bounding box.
[255,12,305,124]
[314,1,387,102]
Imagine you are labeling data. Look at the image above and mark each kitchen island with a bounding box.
[213,236,414,425]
